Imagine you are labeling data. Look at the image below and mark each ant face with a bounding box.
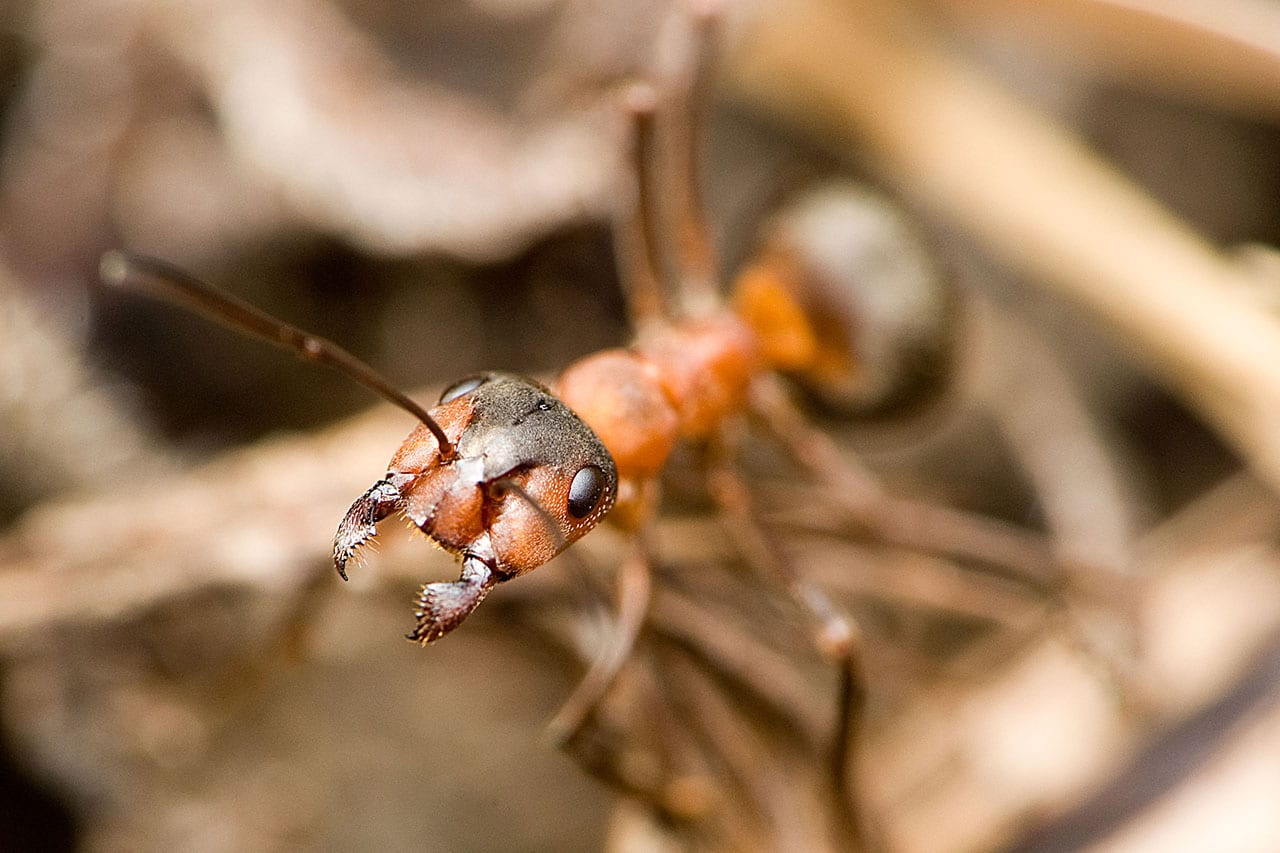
[400,372,617,575]
[335,372,617,588]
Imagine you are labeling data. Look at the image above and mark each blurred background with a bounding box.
[2,0,1280,850]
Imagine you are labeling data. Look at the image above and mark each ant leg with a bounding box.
[704,446,872,847]
[751,376,1145,711]
[654,586,829,739]
[502,561,722,827]
[614,84,671,332]
[547,535,653,747]
[749,375,1066,589]
[666,1,723,314]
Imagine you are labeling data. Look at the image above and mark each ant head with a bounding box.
[336,372,617,582]
[336,372,617,644]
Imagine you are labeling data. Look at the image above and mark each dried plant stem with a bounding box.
[727,0,1280,495]
[146,0,617,260]
[978,305,1137,579]
[863,472,1280,852]
[0,265,172,510]
[0,405,411,646]
[932,0,1280,122]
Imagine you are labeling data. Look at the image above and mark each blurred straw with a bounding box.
[0,263,171,514]
[931,0,1280,122]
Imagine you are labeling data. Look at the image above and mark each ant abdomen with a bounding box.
[734,182,957,418]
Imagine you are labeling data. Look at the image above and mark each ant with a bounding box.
[100,7,1055,847]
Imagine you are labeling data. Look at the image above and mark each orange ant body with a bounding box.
[98,10,957,843]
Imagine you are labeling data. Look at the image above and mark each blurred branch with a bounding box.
[977,304,1138,574]
[142,0,623,261]
[0,404,409,645]
[866,472,1280,852]
[974,300,1143,674]
[931,0,1280,123]
[0,261,172,514]
[0,0,143,277]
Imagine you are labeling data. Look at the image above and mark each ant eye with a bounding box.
[567,465,606,519]
[439,375,487,404]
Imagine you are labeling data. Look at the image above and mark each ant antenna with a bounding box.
[99,251,456,459]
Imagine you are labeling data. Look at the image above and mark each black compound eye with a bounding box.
[439,375,487,404]
[567,465,606,519]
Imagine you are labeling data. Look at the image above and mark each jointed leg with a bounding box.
[750,375,1066,588]
[666,1,724,314]
[704,445,870,847]
[613,84,671,333]
[548,536,654,746]
[555,646,704,826]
